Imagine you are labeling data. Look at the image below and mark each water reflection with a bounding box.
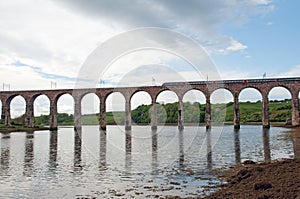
[179,129,184,168]
[0,134,10,174]
[0,126,297,198]
[74,129,82,173]
[152,129,158,174]
[125,130,132,174]
[23,131,34,176]
[206,129,212,169]
[49,130,58,170]
[292,130,300,160]
[99,130,106,171]
[234,128,241,164]
[263,128,271,163]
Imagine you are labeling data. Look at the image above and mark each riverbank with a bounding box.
[0,125,50,133]
[202,159,300,199]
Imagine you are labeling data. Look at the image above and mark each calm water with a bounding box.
[0,125,298,198]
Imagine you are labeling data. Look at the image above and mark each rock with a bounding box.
[243,160,256,165]
[170,181,180,185]
[254,182,272,190]
[186,168,195,175]
[285,118,292,126]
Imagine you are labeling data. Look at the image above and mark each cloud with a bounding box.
[0,0,276,115]
[277,65,300,77]
[52,0,273,53]
[226,38,248,51]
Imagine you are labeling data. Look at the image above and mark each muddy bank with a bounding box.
[203,159,300,199]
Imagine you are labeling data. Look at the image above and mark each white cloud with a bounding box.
[277,65,300,77]
[226,39,248,52]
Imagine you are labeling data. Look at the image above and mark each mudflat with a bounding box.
[204,159,300,199]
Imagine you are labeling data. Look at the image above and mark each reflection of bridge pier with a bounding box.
[292,130,300,160]
[178,129,184,168]
[125,130,132,173]
[263,128,271,163]
[0,134,10,174]
[49,130,58,170]
[234,128,241,164]
[206,129,212,169]
[99,130,106,170]
[23,132,34,176]
[1,77,300,130]
[151,129,158,174]
[73,129,82,172]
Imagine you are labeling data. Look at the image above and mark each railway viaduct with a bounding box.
[0,77,300,130]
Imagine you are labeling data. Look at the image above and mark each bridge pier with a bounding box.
[233,94,240,129]
[3,104,11,126]
[74,99,82,130]
[1,105,5,124]
[178,98,184,130]
[49,100,58,130]
[125,98,131,131]
[99,98,106,131]
[262,93,270,128]
[151,100,157,130]
[205,98,211,129]
[291,92,300,126]
[24,100,34,128]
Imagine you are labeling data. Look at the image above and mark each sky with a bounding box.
[0,0,299,117]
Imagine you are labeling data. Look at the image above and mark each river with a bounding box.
[0,125,298,198]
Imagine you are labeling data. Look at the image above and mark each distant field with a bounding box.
[29,99,294,126]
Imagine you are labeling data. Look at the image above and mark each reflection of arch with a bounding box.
[268,87,292,125]
[238,88,262,125]
[130,91,152,126]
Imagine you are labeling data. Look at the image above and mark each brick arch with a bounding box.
[182,88,207,101]
[182,87,207,97]
[104,90,126,102]
[8,94,26,119]
[209,88,234,102]
[29,93,51,105]
[5,94,26,106]
[74,91,99,103]
[53,91,74,105]
[155,88,179,102]
[238,87,263,100]
[130,90,152,104]
[268,86,292,98]
[129,89,152,102]
[80,92,100,114]
[32,94,51,115]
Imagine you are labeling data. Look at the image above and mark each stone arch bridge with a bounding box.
[1,77,300,130]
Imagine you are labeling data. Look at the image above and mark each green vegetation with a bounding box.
[1,99,294,129]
